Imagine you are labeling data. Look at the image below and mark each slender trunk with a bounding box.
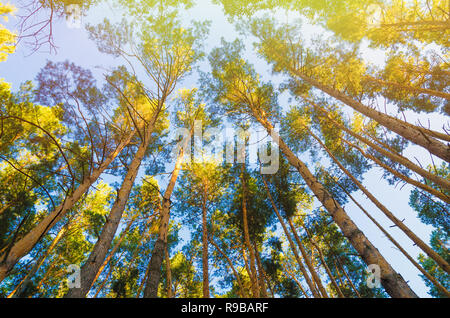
[254,243,268,298]
[282,262,309,298]
[335,180,450,297]
[341,137,449,203]
[9,225,66,298]
[143,134,189,298]
[93,264,114,298]
[93,251,125,298]
[165,246,173,298]
[286,216,329,298]
[241,246,252,293]
[334,262,346,293]
[0,132,135,282]
[33,254,62,297]
[137,260,151,298]
[209,236,247,298]
[241,162,260,298]
[310,99,450,191]
[303,227,345,298]
[65,127,153,298]
[310,130,450,274]
[365,76,450,108]
[337,259,361,298]
[260,173,321,297]
[292,71,450,161]
[202,187,210,298]
[256,118,417,298]
[90,215,138,290]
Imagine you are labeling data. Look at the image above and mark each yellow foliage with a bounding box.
[0,1,16,62]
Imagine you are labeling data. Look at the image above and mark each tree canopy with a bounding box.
[0,0,448,299]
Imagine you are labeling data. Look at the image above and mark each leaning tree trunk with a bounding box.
[309,129,450,274]
[209,236,247,298]
[255,116,417,298]
[241,162,260,298]
[292,70,450,161]
[286,215,329,298]
[65,126,153,298]
[9,224,67,298]
[335,180,450,297]
[90,214,139,289]
[260,173,321,297]
[0,132,135,283]
[143,135,189,298]
[201,187,210,298]
[340,136,450,203]
[305,228,345,298]
[253,242,268,298]
[312,102,450,192]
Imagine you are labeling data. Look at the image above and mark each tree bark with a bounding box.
[65,127,153,298]
[143,134,189,298]
[165,246,173,298]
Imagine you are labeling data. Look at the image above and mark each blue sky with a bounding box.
[2,0,448,297]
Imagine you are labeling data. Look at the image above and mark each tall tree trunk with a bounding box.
[65,127,153,298]
[282,261,309,298]
[286,216,329,298]
[93,251,125,298]
[90,214,138,290]
[255,117,417,298]
[9,225,66,298]
[334,180,450,297]
[137,260,151,298]
[202,187,210,298]
[260,173,321,297]
[33,254,62,297]
[0,132,135,282]
[336,258,361,298]
[241,162,260,298]
[309,129,450,274]
[165,246,173,298]
[254,242,268,298]
[209,236,247,298]
[291,71,450,161]
[303,226,345,298]
[143,135,189,298]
